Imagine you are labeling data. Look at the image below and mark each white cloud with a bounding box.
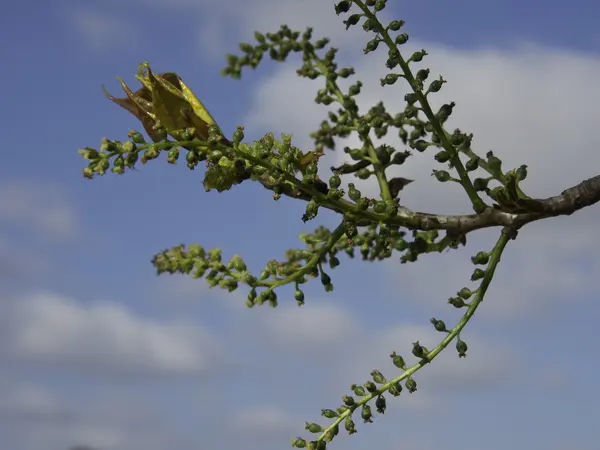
[0,181,79,241]
[234,405,299,432]
[0,291,222,376]
[67,8,138,51]
[261,302,358,351]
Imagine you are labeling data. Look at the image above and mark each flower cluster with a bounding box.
[77,0,545,449]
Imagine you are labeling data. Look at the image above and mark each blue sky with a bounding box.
[1,1,600,449]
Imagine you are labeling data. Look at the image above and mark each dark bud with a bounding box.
[388,177,413,199]
[391,151,410,165]
[331,160,370,175]
[435,102,455,123]
[342,395,355,406]
[361,404,373,423]
[343,14,362,29]
[412,341,429,359]
[473,177,489,191]
[448,296,466,308]
[375,395,386,414]
[364,381,377,393]
[416,68,430,81]
[456,339,468,358]
[434,150,451,163]
[465,157,479,171]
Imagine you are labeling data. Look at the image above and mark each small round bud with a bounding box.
[375,395,386,414]
[405,378,417,393]
[390,351,405,369]
[456,339,468,358]
[388,20,404,31]
[471,251,490,265]
[351,384,366,396]
[430,318,447,332]
[321,409,339,419]
[471,268,485,281]
[360,404,372,423]
[395,33,409,45]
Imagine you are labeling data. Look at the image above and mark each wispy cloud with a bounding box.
[67,8,139,51]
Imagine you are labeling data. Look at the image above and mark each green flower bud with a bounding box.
[268,292,278,308]
[471,268,485,281]
[427,78,445,93]
[391,151,410,165]
[448,296,466,308]
[382,73,400,86]
[342,395,355,406]
[343,14,362,29]
[388,20,404,31]
[473,177,489,191]
[364,39,379,53]
[364,381,377,393]
[334,1,351,14]
[348,184,362,202]
[412,341,429,359]
[390,351,406,369]
[516,164,528,181]
[344,416,356,434]
[434,150,450,163]
[395,33,409,45]
[374,0,386,11]
[486,151,502,174]
[338,67,354,78]
[375,395,386,414]
[388,381,402,397]
[292,438,307,448]
[433,170,451,182]
[295,288,305,306]
[466,157,479,171]
[405,378,417,393]
[361,404,372,423]
[321,409,339,419]
[351,384,366,396]
[430,318,447,332]
[371,370,387,384]
[129,130,146,144]
[336,405,349,415]
[458,287,473,299]
[409,49,427,62]
[471,251,490,265]
[456,339,468,358]
[412,139,429,152]
[303,200,319,222]
[416,68,430,81]
[167,148,180,164]
[329,175,342,189]
[305,422,324,434]
[373,200,387,213]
